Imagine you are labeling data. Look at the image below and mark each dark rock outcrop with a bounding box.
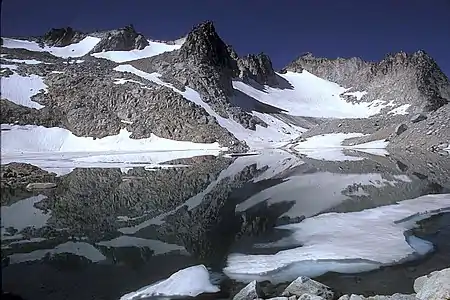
[0,99,63,128]
[91,24,149,53]
[41,27,86,47]
[236,53,278,86]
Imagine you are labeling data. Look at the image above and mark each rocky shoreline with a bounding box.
[231,268,450,300]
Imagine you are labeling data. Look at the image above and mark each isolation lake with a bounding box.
[1,149,450,300]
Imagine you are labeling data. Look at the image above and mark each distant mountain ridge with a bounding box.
[1,20,449,155]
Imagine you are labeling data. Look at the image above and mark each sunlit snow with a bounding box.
[233,71,396,118]
[1,125,225,175]
[1,124,224,153]
[388,104,411,115]
[120,265,219,300]
[2,36,101,58]
[0,70,47,109]
[225,193,450,283]
[92,40,182,62]
[1,58,46,65]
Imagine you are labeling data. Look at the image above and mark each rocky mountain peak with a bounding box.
[283,49,449,112]
[180,21,234,70]
[90,24,149,53]
[41,27,86,47]
[236,53,277,86]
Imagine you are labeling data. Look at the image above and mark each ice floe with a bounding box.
[225,193,450,283]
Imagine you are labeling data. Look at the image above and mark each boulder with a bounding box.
[415,268,450,300]
[395,124,408,135]
[339,294,416,300]
[282,277,334,300]
[298,294,325,300]
[410,113,427,123]
[233,281,262,300]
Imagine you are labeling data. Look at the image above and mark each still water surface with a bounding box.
[1,150,450,300]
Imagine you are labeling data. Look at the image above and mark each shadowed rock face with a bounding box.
[284,51,450,113]
[41,27,86,47]
[236,53,278,86]
[180,21,235,72]
[91,25,149,53]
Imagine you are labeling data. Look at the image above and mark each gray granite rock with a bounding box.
[395,124,408,135]
[232,280,261,300]
[282,277,334,300]
[90,24,149,52]
[410,113,427,123]
[415,268,450,300]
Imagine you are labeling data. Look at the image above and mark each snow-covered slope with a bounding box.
[92,40,183,62]
[2,36,101,58]
[0,70,47,109]
[0,125,225,175]
[1,124,224,153]
[233,71,397,118]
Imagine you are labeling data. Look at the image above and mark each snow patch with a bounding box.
[2,36,101,58]
[0,71,47,109]
[120,265,219,300]
[8,241,106,264]
[389,104,411,115]
[342,90,368,100]
[233,71,394,118]
[96,236,186,255]
[1,124,225,153]
[92,40,182,62]
[1,58,46,65]
[225,193,450,283]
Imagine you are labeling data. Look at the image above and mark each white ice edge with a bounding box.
[225,193,450,283]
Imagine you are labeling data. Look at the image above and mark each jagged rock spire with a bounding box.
[180,21,234,69]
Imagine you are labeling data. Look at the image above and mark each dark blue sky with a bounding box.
[2,0,449,75]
